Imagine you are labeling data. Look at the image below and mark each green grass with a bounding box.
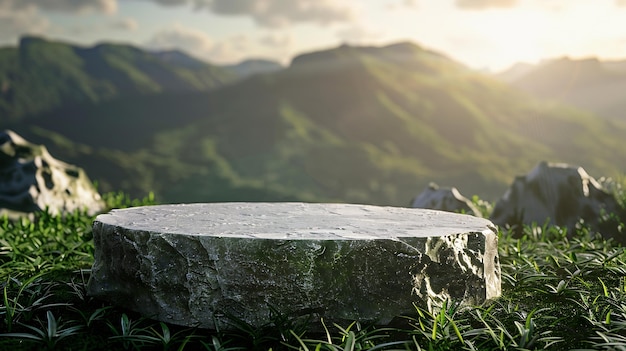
[1,193,626,350]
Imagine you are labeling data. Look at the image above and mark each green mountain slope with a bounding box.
[498,57,626,121]
[7,42,626,205]
[0,36,236,121]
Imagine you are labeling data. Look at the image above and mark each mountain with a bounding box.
[497,57,626,120]
[496,62,534,82]
[149,50,210,70]
[151,52,283,79]
[223,59,284,78]
[0,36,237,121]
[5,41,626,205]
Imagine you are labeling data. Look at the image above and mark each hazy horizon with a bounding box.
[2,0,626,72]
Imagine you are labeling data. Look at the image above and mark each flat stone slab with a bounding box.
[87,203,501,329]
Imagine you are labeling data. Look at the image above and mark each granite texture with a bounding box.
[0,130,105,218]
[88,203,501,329]
[491,161,624,240]
[411,182,482,217]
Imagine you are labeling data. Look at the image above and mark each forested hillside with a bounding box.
[498,57,626,121]
[0,36,236,121]
[4,40,625,205]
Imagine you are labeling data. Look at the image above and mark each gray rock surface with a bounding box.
[411,183,482,217]
[0,130,105,218]
[88,202,501,330]
[490,161,623,238]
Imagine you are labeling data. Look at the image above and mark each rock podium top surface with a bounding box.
[96,202,495,240]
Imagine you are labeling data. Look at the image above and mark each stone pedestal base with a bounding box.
[87,203,500,329]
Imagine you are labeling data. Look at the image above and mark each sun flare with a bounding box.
[477,11,551,69]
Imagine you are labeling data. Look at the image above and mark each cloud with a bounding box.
[146,24,250,63]
[0,0,117,14]
[258,33,293,48]
[0,0,115,42]
[109,17,138,31]
[0,5,50,41]
[214,0,355,27]
[209,35,252,62]
[152,0,211,8]
[456,0,517,10]
[147,0,355,27]
[336,24,383,45]
[64,17,138,36]
[386,0,418,11]
[146,24,214,54]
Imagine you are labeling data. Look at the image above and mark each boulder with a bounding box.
[88,202,501,330]
[0,130,105,218]
[490,161,624,238]
[411,182,481,217]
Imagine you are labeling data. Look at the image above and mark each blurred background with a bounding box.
[1,0,625,206]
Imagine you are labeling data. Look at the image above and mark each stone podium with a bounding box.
[87,203,500,329]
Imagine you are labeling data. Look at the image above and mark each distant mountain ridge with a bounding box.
[497,57,626,120]
[223,59,284,77]
[7,40,626,205]
[0,36,237,120]
[149,49,213,70]
[152,51,284,78]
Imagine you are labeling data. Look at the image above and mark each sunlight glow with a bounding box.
[478,12,549,68]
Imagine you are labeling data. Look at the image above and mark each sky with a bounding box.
[2,0,626,71]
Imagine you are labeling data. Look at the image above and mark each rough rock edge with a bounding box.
[88,205,501,330]
[0,129,105,218]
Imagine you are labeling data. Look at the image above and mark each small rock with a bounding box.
[0,130,105,218]
[411,182,481,217]
[490,161,624,240]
